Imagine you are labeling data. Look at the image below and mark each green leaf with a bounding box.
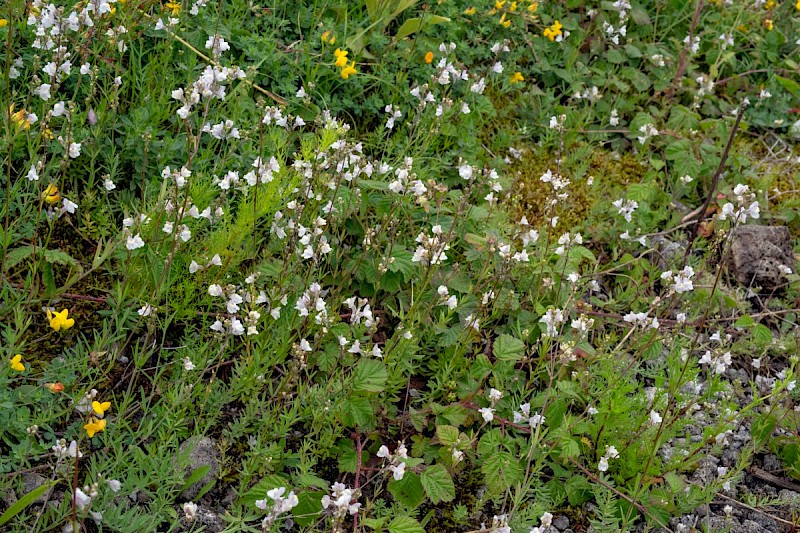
[292,491,324,526]
[0,482,54,526]
[565,475,593,505]
[734,315,755,328]
[481,452,524,494]
[436,425,460,447]
[394,15,450,40]
[180,465,211,491]
[777,76,800,98]
[352,359,388,393]
[388,516,425,533]
[493,334,526,362]
[751,414,778,446]
[388,472,425,508]
[3,245,35,271]
[239,474,290,506]
[420,464,455,504]
[44,249,83,273]
[342,397,375,429]
[606,49,626,64]
[753,324,772,346]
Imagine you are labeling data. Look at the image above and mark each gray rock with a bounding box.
[726,225,795,291]
[179,436,219,500]
[21,474,49,504]
[195,505,225,532]
[779,489,800,508]
[552,515,570,530]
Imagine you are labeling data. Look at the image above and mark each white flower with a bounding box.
[137,304,154,316]
[208,284,224,297]
[36,83,52,101]
[68,143,82,158]
[183,358,196,371]
[649,410,662,425]
[108,479,121,492]
[610,109,619,126]
[183,502,198,522]
[28,164,40,181]
[478,407,495,423]
[598,456,609,472]
[488,388,503,403]
[75,488,92,511]
[491,61,504,73]
[126,234,145,250]
[104,177,116,190]
[61,198,78,214]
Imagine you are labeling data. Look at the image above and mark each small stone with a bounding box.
[178,436,219,500]
[779,489,800,508]
[726,225,795,291]
[552,515,569,530]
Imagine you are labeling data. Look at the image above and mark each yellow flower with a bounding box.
[510,71,524,83]
[84,417,107,438]
[9,105,31,130]
[494,0,505,8]
[424,51,434,64]
[334,48,348,68]
[92,400,111,416]
[499,13,511,27]
[47,308,75,331]
[0,19,7,28]
[464,6,476,14]
[165,1,181,15]
[543,20,563,41]
[764,18,773,30]
[45,382,65,393]
[42,183,61,205]
[797,0,800,10]
[340,60,357,79]
[510,2,517,12]
[528,1,538,13]
[737,24,748,32]
[321,30,335,44]
[10,354,25,372]
[764,0,776,8]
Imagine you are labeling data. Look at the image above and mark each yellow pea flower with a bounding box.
[464,6,476,14]
[764,0,776,8]
[84,417,107,438]
[9,105,31,130]
[494,0,505,9]
[510,71,524,83]
[528,2,539,13]
[334,48,348,68]
[47,308,75,331]
[0,19,7,29]
[510,2,517,12]
[764,19,773,30]
[340,60,357,79]
[425,51,434,64]
[42,183,61,205]
[165,1,181,15]
[321,30,335,44]
[10,354,25,372]
[92,400,111,416]
[45,382,65,393]
[543,20,563,41]
[499,13,511,27]
[797,0,800,11]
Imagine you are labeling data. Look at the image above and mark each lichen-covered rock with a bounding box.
[726,225,794,291]
[178,436,219,500]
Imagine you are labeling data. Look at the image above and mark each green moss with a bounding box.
[505,146,647,231]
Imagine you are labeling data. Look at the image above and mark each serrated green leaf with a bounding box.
[493,334,526,362]
[436,425,460,446]
[3,245,35,271]
[734,315,755,328]
[420,464,455,504]
[753,324,773,346]
[44,249,83,273]
[388,516,425,533]
[239,474,290,506]
[351,359,388,393]
[388,472,424,509]
[481,452,523,494]
[292,491,324,526]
